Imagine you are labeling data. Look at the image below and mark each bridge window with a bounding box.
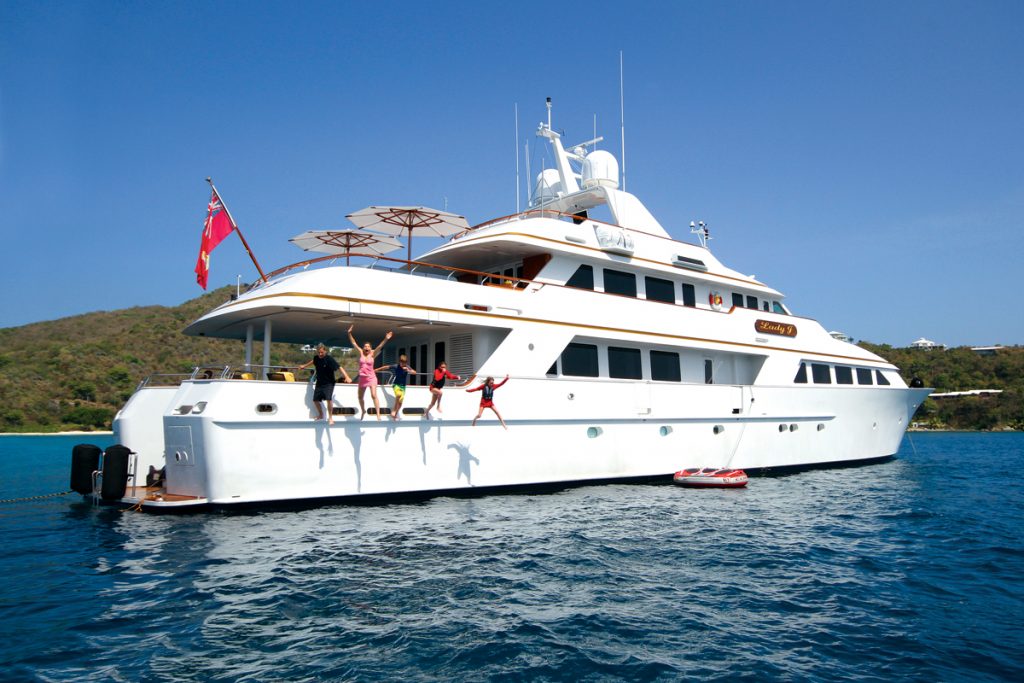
[875,370,891,386]
[732,293,744,309]
[608,346,642,379]
[857,368,873,385]
[604,269,637,297]
[644,276,675,304]
[835,366,854,384]
[561,343,599,377]
[746,295,758,309]
[566,264,594,290]
[812,364,832,384]
[682,283,696,307]
[794,362,808,384]
[651,350,681,382]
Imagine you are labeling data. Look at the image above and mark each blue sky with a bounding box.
[1,1,1021,347]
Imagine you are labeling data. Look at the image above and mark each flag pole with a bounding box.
[206,177,268,283]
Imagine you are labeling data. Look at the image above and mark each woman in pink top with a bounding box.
[347,324,393,420]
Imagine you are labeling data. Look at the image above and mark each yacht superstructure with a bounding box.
[103,107,930,509]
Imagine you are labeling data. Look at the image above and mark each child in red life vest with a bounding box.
[467,375,509,429]
[425,362,460,416]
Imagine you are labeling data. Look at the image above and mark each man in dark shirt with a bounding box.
[297,343,351,425]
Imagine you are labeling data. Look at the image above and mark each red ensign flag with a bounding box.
[195,189,234,289]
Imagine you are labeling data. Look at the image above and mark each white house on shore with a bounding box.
[910,337,944,350]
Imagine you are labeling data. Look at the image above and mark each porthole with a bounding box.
[779,424,787,433]
[587,426,603,438]
[713,425,724,435]
[817,423,825,431]
[789,424,798,432]
[256,403,277,415]
[659,426,672,436]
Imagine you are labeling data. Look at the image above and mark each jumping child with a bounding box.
[376,354,417,420]
[424,361,461,417]
[347,324,393,420]
[467,375,509,429]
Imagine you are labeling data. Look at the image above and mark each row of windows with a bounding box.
[566,264,783,313]
[794,362,891,386]
[550,343,716,384]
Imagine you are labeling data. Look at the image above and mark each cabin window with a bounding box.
[681,283,696,307]
[811,363,832,384]
[762,301,769,312]
[608,346,642,380]
[547,360,558,376]
[857,368,873,385]
[566,264,594,290]
[835,366,854,384]
[704,359,714,384]
[650,350,681,382]
[794,363,808,384]
[772,301,786,314]
[644,276,675,304]
[746,295,758,310]
[561,343,599,377]
[732,293,744,309]
[604,269,637,297]
[875,370,891,386]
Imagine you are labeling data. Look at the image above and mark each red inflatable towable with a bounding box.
[673,467,748,488]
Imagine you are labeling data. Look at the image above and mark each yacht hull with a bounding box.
[115,379,928,506]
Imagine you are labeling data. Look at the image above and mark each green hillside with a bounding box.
[0,291,1020,432]
[858,342,1024,430]
[0,287,351,432]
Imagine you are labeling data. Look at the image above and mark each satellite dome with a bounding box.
[581,150,619,190]
[532,168,563,205]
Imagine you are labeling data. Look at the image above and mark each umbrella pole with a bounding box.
[407,228,412,267]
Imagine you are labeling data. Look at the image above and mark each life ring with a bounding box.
[709,291,723,310]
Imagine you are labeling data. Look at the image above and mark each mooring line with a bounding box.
[0,490,75,504]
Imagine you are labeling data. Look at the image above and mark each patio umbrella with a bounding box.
[345,206,470,263]
[288,229,402,265]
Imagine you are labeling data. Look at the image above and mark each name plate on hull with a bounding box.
[755,319,797,337]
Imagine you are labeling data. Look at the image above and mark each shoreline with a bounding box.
[0,431,114,436]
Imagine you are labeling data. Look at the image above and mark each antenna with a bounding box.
[619,51,627,191]
[525,140,532,207]
[515,103,520,214]
[546,96,552,130]
[691,220,711,248]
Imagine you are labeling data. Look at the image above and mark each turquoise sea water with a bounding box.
[1,433,1022,681]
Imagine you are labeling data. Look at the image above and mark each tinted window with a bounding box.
[875,370,891,386]
[650,350,681,382]
[681,283,696,307]
[794,363,808,384]
[566,264,594,290]
[604,269,637,297]
[772,301,786,314]
[547,360,558,376]
[746,295,758,309]
[812,364,832,384]
[762,301,769,312]
[704,359,714,384]
[856,368,873,385]
[608,347,642,379]
[732,293,744,308]
[562,343,599,377]
[835,366,853,384]
[644,276,675,303]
